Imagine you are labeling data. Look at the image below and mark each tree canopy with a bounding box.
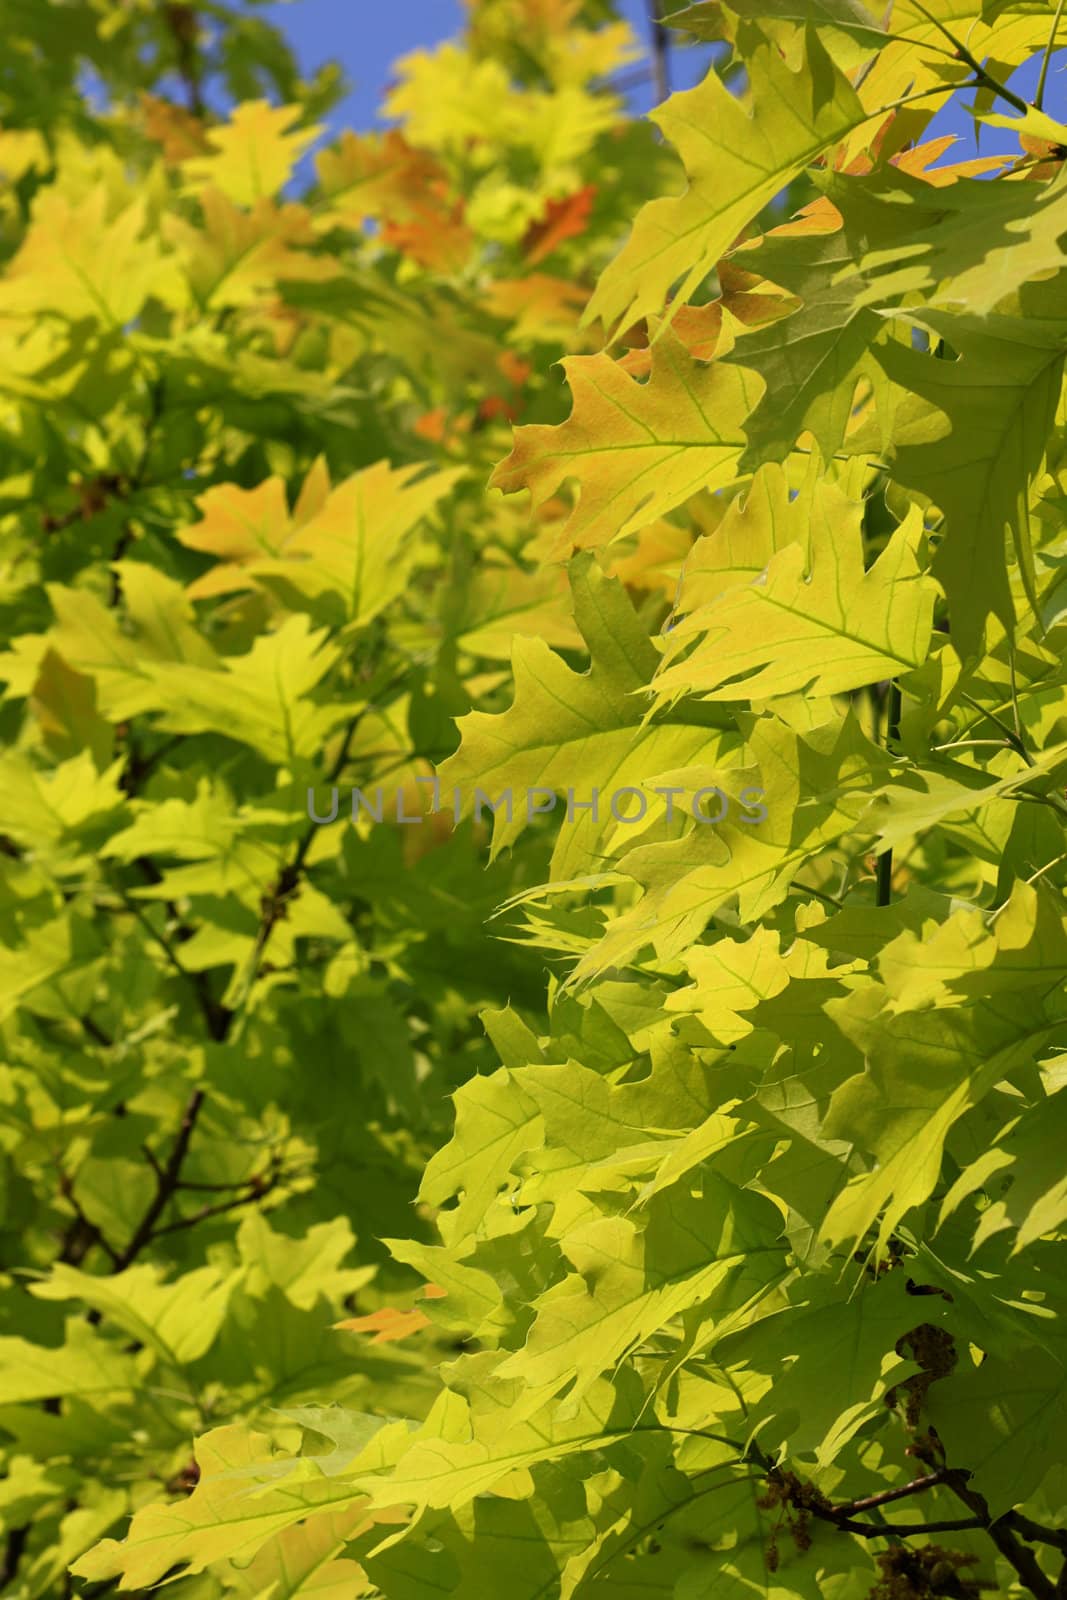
[1,2,1066,1597]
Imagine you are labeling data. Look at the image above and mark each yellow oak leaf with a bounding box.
[0,128,48,184]
[470,0,638,86]
[585,30,869,337]
[180,458,462,629]
[384,43,619,170]
[178,459,330,596]
[484,274,590,345]
[617,268,788,378]
[0,186,181,324]
[607,518,694,601]
[841,1,1052,167]
[381,194,474,273]
[182,100,321,207]
[29,649,114,769]
[166,188,336,309]
[491,321,761,555]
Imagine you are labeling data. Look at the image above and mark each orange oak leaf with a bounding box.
[618,267,787,377]
[140,93,209,164]
[522,184,596,265]
[334,1308,431,1344]
[316,129,451,229]
[381,192,473,273]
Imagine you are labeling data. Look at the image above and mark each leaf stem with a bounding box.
[788,879,845,909]
[1035,0,1066,110]
[224,707,368,1033]
[959,692,1032,765]
[932,737,1012,752]
[1025,849,1067,887]
[900,0,1031,114]
[877,681,902,906]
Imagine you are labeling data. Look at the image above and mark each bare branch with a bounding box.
[837,1472,950,1517]
[112,1089,205,1271]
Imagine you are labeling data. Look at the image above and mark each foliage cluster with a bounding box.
[0,1,1066,1598]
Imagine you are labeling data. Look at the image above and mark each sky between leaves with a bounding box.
[253,0,1066,158]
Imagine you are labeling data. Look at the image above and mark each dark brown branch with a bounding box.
[819,1511,984,1538]
[56,1172,119,1267]
[942,1469,1058,1600]
[647,0,671,101]
[112,1089,205,1271]
[116,870,231,1041]
[117,731,185,799]
[771,1460,1060,1594]
[229,709,366,1017]
[40,473,128,539]
[148,1170,283,1239]
[79,1014,114,1048]
[110,377,166,607]
[164,5,205,118]
[2,1525,28,1589]
[838,1472,950,1516]
[1005,1514,1067,1556]
[141,1142,165,1185]
[876,680,902,905]
[108,527,138,605]
[72,695,398,1284]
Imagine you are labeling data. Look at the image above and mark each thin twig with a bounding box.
[79,1014,114,1048]
[818,1511,984,1537]
[225,708,368,1026]
[647,0,671,102]
[877,681,902,906]
[112,1089,205,1271]
[149,1183,279,1239]
[56,1172,119,1267]
[837,1471,949,1516]
[114,877,231,1041]
[788,879,845,910]
[902,0,1031,113]
[1035,0,1066,110]
[164,4,206,117]
[959,691,1032,765]
[110,377,165,607]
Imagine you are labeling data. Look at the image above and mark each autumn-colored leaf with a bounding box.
[5,5,1067,1599]
[140,92,209,164]
[315,129,451,228]
[521,183,596,264]
[491,320,760,554]
[334,1308,431,1343]
[485,274,589,345]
